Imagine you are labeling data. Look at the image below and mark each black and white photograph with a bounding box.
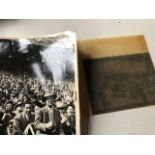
[0,31,78,135]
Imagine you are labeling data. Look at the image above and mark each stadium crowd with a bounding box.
[0,71,76,135]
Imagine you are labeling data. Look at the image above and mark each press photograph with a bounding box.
[0,32,78,135]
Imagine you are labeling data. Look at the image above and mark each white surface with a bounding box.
[1,19,155,134]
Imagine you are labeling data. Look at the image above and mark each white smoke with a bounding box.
[40,39,74,81]
[31,62,45,85]
[18,38,31,53]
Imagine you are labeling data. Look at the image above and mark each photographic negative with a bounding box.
[84,53,155,114]
[0,31,79,135]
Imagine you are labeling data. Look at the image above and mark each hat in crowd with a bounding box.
[33,101,43,108]
[22,102,33,108]
[24,102,32,105]
[15,101,23,109]
[44,94,56,102]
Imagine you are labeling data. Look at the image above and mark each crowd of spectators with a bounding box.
[0,71,76,135]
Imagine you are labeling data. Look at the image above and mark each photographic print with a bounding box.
[0,31,79,135]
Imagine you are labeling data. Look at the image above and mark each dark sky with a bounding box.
[0,39,44,74]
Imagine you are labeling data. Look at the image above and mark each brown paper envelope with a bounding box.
[78,35,149,134]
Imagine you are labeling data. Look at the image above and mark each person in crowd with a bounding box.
[35,95,63,135]
[2,101,15,134]
[34,101,43,113]
[61,104,75,135]
[13,102,35,135]
[0,105,4,134]
[14,101,24,116]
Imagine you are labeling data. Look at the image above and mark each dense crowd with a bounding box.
[0,71,76,135]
